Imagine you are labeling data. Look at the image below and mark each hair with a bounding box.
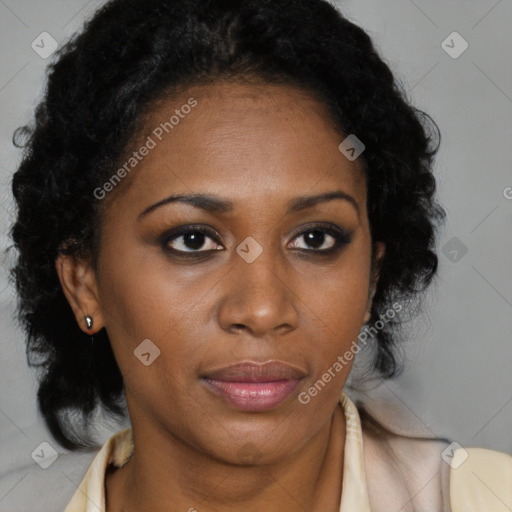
[9,0,445,450]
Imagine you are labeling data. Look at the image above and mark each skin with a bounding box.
[56,81,385,512]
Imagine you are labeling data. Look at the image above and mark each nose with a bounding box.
[216,245,299,338]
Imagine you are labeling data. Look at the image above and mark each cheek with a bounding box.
[304,246,371,339]
[98,229,194,329]
[295,244,371,394]
[96,233,225,387]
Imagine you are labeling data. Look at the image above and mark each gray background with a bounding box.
[0,1,511,511]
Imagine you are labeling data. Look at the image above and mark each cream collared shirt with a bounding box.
[63,391,512,512]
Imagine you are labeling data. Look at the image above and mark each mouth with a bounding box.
[201,360,306,412]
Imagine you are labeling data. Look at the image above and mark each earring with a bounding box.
[84,315,93,331]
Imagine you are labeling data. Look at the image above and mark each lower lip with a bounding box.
[203,378,301,411]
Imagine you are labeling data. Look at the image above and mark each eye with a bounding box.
[162,225,223,255]
[288,224,352,253]
[160,223,352,258]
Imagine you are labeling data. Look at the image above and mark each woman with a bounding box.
[10,0,511,511]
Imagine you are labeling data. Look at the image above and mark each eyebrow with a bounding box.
[138,190,360,220]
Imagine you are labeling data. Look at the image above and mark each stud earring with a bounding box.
[84,315,93,331]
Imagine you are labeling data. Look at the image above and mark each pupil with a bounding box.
[184,232,205,250]
[305,230,324,249]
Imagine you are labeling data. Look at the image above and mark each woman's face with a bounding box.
[63,81,383,464]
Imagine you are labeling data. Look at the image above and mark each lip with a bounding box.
[201,361,306,412]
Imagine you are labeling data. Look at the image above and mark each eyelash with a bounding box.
[160,223,353,259]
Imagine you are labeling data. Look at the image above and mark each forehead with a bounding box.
[101,81,367,217]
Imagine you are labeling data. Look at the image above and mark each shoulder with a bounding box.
[361,421,452,512]
[63,428,133,512]
[360,415,512,512]
[449,446,512,511]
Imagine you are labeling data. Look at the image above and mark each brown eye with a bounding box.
[161,226,223,255]
[292,229,335,250]
[288,224,352,254]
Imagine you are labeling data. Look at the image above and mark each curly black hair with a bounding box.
[9,0,445,451]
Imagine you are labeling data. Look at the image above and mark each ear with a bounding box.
[363,241,386,324]
[55,251,104,334]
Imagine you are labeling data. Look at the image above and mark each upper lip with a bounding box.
[202,361,307,382]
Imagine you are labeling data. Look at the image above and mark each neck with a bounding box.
[106,404,346,512]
